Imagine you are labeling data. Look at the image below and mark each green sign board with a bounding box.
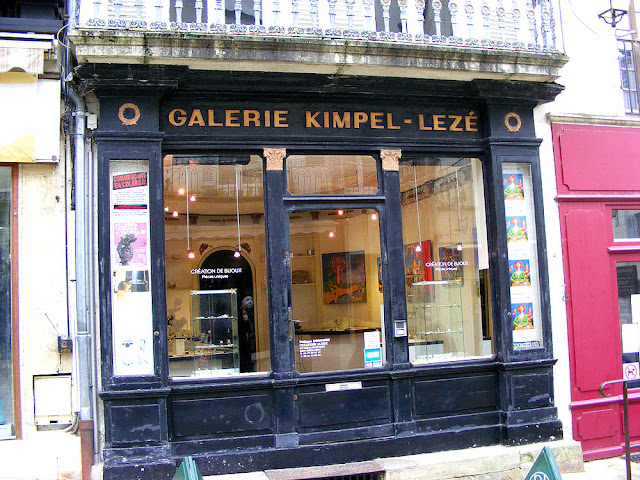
[173,456,203,480]
[525,446,562,480]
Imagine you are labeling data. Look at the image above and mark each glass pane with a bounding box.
[291,209,385,373]
[110,160,154,376]
[616,262,640,386]
[0,167,14,437]
[613,210,640,241]
[286,155,378,195]
[164,154,270,378]
[400,157,491,363]
[503,164,543,350]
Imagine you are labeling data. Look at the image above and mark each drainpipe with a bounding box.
[62,2,97,475]
[67,87,95,480]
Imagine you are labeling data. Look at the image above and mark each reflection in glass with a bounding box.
[0,167,13,437]
[286,155,378,195]
[290,209,384,373]
[164,155,270,378]
[617,263,640,366]
[400,158,492,362]
[613,210,640,241]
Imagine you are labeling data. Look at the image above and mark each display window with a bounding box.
[399,157,492,362]
[163,154,271,378]
[502,163,543,351]
[0,166,14,437]
[286,155,378,195]
[290,208,385,373]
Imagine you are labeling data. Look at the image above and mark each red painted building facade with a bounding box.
[553,121,640,459]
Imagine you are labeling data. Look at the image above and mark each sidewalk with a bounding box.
[564,456,640,479]
[0,429,81,480]
[2,432,639,480]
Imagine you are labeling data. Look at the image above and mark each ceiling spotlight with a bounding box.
[329,231,335,238]
[187,249,196,259]
[416,244,422,252]
[337,209,344,216]
[371,213,378,221]
[172,210,179,217]
[178,187,185,195]
[189,195,196,202]
[234,249,241,258]
[457,244,463,251]
[164,206,169,212]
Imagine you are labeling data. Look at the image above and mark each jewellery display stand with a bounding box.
[190,289,239,376]
[408,279,464,361]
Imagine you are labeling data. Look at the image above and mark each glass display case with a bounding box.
[190,289,239,376]
[408,279,464,362]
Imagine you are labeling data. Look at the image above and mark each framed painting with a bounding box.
[322,250,367,304]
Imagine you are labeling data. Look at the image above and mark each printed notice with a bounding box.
[299,338,330,358]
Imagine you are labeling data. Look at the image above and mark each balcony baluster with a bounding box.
[465,0,478,45]
[432,0,443,42]
[88,0,106,26]
[512,0,523,48]
[449,2,462,43]
[151,0,167,29]
[526,0,538,49]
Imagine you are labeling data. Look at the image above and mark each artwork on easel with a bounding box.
[322,250,367,304]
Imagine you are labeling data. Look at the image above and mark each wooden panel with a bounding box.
[576,408,618,442]
[413,375,496,416]
[110,404,163,445]
[512,373,551,409]
[297,386,391,429]
[564,209,619,394]
[558,124,640,192]
[172,394,272,437]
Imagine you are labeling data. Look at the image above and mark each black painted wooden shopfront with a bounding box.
[82,65,564,479]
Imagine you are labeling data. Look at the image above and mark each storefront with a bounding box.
[552,119,640,460]
[85,66,564,478]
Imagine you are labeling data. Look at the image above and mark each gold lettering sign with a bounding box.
[164,108,482,133]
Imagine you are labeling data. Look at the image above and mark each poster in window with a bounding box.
[322,250,366,304]
[506,216,528,242]
[503,173,525,200]
[109,160,154,376]
[404,241,433,287]
[509,259,531,287]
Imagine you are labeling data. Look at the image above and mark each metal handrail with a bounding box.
[599,378,636,480]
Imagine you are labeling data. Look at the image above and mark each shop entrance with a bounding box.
[199,250,256,373]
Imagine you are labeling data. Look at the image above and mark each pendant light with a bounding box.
[186,165,195,259]
[413,164,422,253]
[234,164,242,258]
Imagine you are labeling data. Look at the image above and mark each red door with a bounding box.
[553,123,640,460]
[561,202,640,459]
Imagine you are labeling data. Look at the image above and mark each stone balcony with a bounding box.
[69,0,567,82]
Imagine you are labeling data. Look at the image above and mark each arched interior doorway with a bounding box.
[199,250,256,373]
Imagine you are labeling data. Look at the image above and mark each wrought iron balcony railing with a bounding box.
[76,0,562,54]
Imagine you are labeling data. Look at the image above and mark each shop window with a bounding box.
[612,210,640,241]
[616,262,640,387]
[399,157,492,362]
[110,159,154,377]
[0,166,14,437]
[290,209,384,373]
[164,154,270,378]
[503,163,543,351]
[286,155,378,195]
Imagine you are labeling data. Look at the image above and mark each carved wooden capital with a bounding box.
[264,148,286,171]
[381,149,401,171]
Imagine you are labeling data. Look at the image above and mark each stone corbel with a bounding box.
[264,148,286,171]
[381,149,401,171]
